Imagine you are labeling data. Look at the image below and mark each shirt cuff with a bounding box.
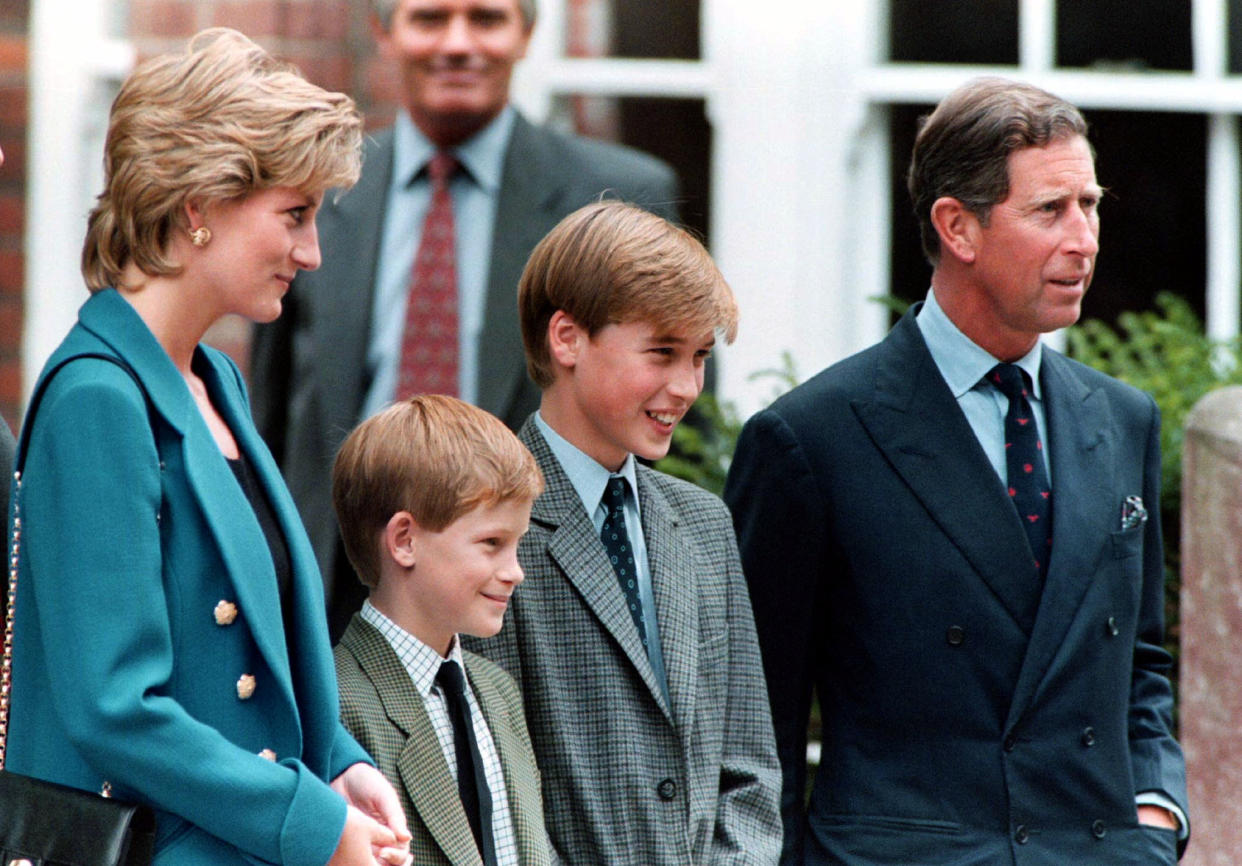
[1136,791,1188,840]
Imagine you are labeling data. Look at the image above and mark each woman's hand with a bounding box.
[327,805,410,866]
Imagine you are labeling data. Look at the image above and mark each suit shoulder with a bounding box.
[757,339,886,428]
[463,649,526,713]
[531,124,676,191]
[638,466,731,521]
[1047,351,1158,415]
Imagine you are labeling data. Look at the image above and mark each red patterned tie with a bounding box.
[988,363,1053,578]
[396,151,459,400]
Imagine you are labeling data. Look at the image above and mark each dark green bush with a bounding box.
[1066,291,1242,704]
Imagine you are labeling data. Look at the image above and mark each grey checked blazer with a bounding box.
[463,420,782,865]
[335,615,556,866]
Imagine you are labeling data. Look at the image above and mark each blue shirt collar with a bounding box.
[534,412,641,516]
[917,287,1043,400]
[391,105,515,194]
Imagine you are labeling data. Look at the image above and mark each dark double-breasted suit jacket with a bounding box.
[464,421,783,865]
[724,307,1188,866]
[334,615,555,866]
[249,112,678,605]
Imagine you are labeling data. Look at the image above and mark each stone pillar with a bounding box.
[1181,385,1242,865]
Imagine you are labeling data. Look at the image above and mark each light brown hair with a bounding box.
[908,76,1090,265]
[82,28,363,290]
[519,200,738,388]
[333,395,544,588]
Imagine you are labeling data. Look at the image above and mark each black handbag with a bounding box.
[0,355,157,866]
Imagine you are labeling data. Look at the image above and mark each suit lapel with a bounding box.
[341,620,482,866]
[636,468,698,730]
[852,311,1043,634]
[521,422,673,718]
[1006,351,1113,725]
[314,130,393,427]
[477,116,562,419]
[184,357,294,697]
[467,656,545,866]
[78,293,297,709]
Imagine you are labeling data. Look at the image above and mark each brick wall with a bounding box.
[0,1,27,431]
[126,0,397,369]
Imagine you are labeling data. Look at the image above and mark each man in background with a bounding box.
[250,0,678,637]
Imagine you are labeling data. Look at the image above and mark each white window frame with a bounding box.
[858,0,1241,346]
[25,0,133,402]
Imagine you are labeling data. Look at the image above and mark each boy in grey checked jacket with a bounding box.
[464,201,783,864]
[332,394,558,865]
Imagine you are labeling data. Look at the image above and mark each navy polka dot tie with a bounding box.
[988,363,1053,579]
[601,475,647,647]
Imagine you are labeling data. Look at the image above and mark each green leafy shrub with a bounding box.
[1066,291,1242,711]
[655,352,800,495]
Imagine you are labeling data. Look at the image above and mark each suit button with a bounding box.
[1003,733,1017,752]
[946,626,965,646]
[1091,819,1107,839]
[1014,824,1029,844]
[1081,727,1096,747]
[237,674,256,700]
[1105,616,1120,637]
[214,600,239,626]
[656,778,677,801]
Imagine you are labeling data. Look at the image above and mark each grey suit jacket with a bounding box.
[249,112,678,604]
[334,614,555,866]
[463,420,782,865]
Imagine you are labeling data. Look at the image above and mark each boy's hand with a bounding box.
[332,762,413,850]
[327,805,408,866]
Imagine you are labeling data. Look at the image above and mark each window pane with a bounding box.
[565,0,700,61]
[889,0,1018,65]
[887,105,1207,327]
[1231,0,1242,74]
[548,96,712,242]
[1058,1,1191,71]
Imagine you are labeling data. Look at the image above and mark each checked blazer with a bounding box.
[334,614,555,866]
[463,419,783,865]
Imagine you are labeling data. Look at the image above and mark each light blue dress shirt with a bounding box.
[361,106,517,419]
[915,287,1049,482]
[916,287,1187,835]
[533,412,671,705]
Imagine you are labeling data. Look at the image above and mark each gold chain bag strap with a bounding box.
[0,353,157,866]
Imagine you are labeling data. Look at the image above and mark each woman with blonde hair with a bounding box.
[3,28,411,865]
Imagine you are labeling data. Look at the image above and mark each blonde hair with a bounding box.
[82,28,363,290]
[519,200,738,388]
[333,395,545,589]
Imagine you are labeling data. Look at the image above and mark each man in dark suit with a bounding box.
[250,0,678,636]
[724,78,1189,865]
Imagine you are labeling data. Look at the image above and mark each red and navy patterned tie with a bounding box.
[396,151,458,400]
[988,363,1053,579]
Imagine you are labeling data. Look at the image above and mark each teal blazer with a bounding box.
[5,289,369,865]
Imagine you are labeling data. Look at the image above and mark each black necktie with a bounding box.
[601,475,647,648]
[436,660,497,865]
[988,363,1053,578]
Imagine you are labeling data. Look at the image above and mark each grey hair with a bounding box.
[907,76,1090,266]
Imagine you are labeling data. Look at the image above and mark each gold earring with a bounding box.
[189,226,212,247]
